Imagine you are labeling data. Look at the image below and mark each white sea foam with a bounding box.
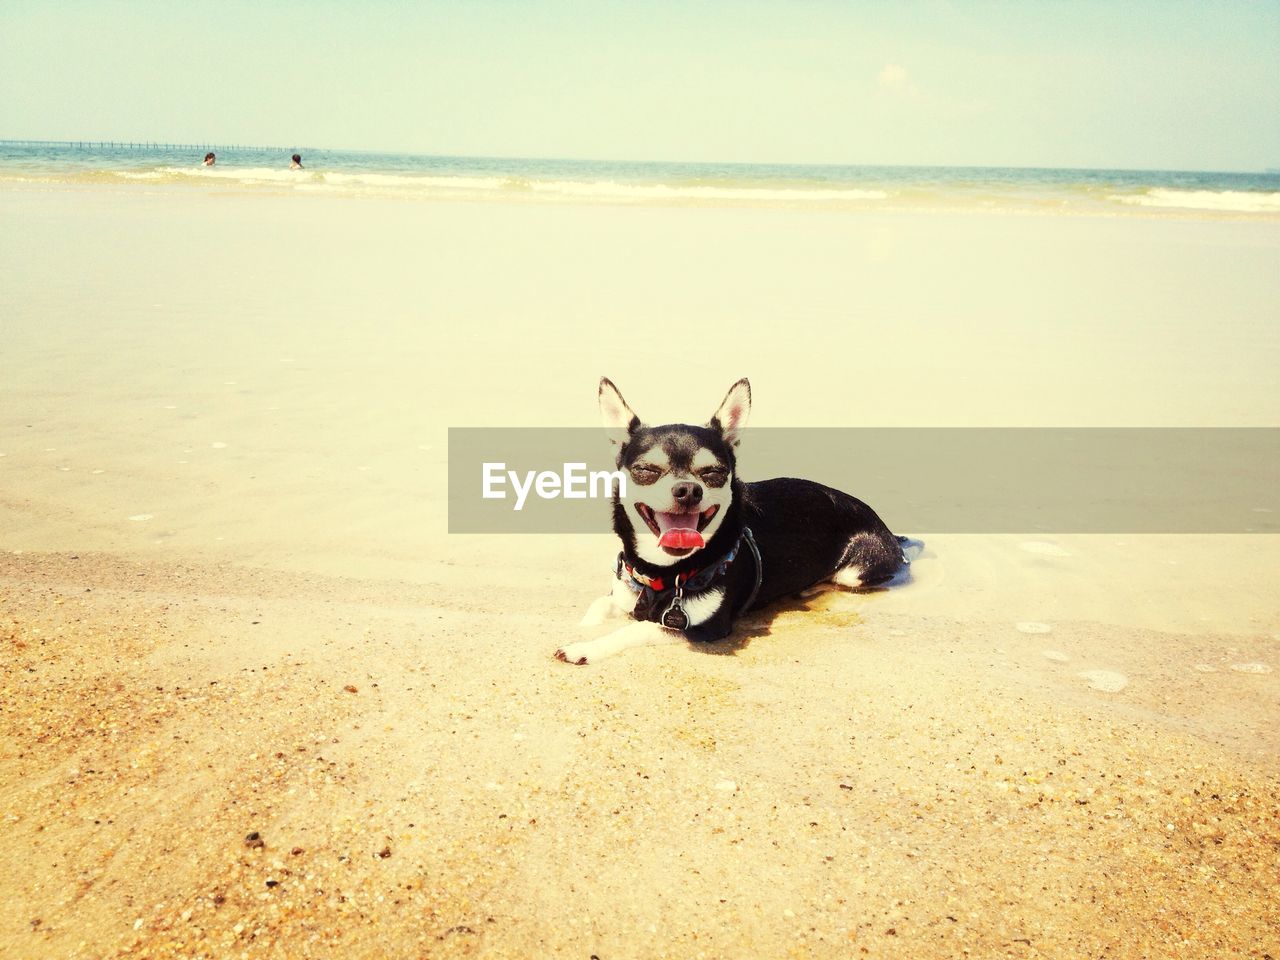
[11,148,1275,217]
[317,172,890,202]
[1113,188,1280,213]
[1229,662,1272,674]
[318,171,889,201]
[112,165,889,203]
[527,179,889,202]
[320,171,508,191]
[1079,669,1129,692]
[1019,541,1071,557]
[117,166,312,184]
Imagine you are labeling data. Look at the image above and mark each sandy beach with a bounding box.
[2,183,1278,958]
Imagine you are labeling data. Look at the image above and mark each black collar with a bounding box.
[616,527,763,629]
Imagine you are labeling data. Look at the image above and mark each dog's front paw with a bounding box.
[554,642,591,665]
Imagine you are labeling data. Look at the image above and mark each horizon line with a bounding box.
[0,138,1274,177]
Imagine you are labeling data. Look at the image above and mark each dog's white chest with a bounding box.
[670,587,726,626]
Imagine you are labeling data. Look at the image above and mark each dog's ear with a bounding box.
[710,378,751,446]
[599,377,640,445]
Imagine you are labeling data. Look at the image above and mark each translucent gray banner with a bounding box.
[447,428,1279,534]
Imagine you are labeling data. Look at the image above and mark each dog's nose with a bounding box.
[671,481,703,506]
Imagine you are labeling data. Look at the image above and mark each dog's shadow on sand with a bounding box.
[690,575,910,657]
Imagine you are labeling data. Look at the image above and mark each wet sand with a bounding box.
[1,184,1278,957]
[3,548,1277,958]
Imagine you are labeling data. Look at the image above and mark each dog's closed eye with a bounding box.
[630,464,664,485]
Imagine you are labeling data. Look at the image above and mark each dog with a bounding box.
[554,377,910,664]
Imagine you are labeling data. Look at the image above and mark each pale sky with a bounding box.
[2,0,1277,170]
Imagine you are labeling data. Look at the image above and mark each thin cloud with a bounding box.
[877,63,910,91]
[876,62,988,116]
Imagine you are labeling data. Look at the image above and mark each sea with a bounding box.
[2,140,1278,215]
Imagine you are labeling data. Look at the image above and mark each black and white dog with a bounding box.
[555,378,910,665]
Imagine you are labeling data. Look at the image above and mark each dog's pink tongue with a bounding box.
[656,512,704,550]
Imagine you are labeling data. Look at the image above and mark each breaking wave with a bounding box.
[117,167,893,203]
[1111,188,1280,213]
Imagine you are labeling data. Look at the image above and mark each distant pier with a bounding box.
[0,139,308,152]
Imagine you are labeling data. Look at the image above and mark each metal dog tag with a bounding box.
[661,583,689,630]
[661,598,688,631]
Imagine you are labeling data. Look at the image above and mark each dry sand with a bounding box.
[2,185,1278,958]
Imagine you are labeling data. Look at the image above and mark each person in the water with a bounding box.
[290,154,303,169]
[203,152,216,166]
